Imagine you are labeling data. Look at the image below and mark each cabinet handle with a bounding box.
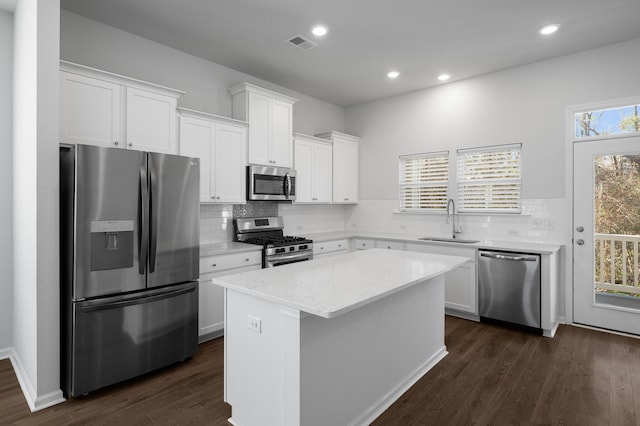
[211,196,216,199]
[338,244,342,248]
[114,141,119,146]
[245,258,250,261]
[211,264,217,267]
[128,143,133,147]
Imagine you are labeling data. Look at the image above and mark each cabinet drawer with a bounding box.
[354,239,374,250]
[374,240,405,251]
[314,239,349,255]
[200,251,262,274]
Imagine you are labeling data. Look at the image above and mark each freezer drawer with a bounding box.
[64,281,198,397]
[478,250,541,329]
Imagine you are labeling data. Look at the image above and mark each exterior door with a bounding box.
[147,152,200,288]
[574,137,640,334]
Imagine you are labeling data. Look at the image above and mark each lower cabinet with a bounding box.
[313,239,349,258]
[405,243,478,316]
[354,238,404,251]
[198,251,261,342]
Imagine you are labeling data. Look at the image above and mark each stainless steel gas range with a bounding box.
[234,216,313,268]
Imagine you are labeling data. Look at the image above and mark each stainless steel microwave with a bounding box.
[247,165,296,201]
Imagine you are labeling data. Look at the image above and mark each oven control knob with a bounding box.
[290,247,295,252]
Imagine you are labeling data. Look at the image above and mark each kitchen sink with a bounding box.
[418,237,479,244]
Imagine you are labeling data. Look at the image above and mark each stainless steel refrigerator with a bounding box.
[60,144,200,397]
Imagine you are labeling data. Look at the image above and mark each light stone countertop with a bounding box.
[200,241,262,257]
[212,248,470,318]
[304,230,562,254]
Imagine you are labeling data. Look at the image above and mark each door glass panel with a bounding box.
[594,153,640,310]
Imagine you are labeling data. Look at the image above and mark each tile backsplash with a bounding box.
[200,198,569,245]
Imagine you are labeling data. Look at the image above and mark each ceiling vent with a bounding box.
[287,34,317,51]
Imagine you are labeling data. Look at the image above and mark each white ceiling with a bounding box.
[60,0,640,107]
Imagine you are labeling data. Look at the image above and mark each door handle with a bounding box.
[576,239,585,245]
[139,157,149,275]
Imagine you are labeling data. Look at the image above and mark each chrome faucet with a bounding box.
[446,198,462,239]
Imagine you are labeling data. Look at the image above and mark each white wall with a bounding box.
[0,9,13,353]
[13,0,63,411]
[347,37,640,202]
[59,11,345,137]
[345,37,640,322]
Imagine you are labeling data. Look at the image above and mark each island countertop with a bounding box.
[212,248,470,319]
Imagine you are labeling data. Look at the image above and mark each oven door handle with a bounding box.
[284,173,291,199]
[270,253,312,262]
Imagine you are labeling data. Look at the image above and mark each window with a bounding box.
[456,144,522,213]
[574,104,640,139]
[399,151,449,211]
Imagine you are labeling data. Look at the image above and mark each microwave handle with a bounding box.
[285,173,291,199]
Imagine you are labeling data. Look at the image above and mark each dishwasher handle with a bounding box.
[480,252,538,262]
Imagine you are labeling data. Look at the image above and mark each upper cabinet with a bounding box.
[316,131,360,204]
[293,133,332,203]
[229,83,297,168]
[179,108,248,204]
[60,61,184,154]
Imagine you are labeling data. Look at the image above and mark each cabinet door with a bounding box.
[179,117,213,202]
[60,71,122,148]
[214,123,247,203]
[271,100,293,167]
[294,140,314,202]
[405,243,477,314]
[314,143,333,202]
[444,264,477,313]
[332,140,348,202]
[344,141,359,203]
[126,87,177,154]
[247,92,271,165]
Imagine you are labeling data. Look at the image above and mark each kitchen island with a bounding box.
[212,248,470,426]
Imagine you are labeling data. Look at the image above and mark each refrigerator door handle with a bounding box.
[79,285,196,313]
[139,157,149,275]
[149,156,159,274]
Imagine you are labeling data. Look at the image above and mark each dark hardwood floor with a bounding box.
[2,316,640,425]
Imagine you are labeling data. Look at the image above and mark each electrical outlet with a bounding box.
[247,315,261,334]
[544,219,555,230]
[532,219,544,229]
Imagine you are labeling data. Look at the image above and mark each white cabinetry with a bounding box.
[316,131,359,203]
[179,108,248,204]
[354,238,404,251]
[60,61,183,154]
[313,239,349,258]
[406,243,478,316]
[229,83,297,168]
[198,250,262,341]
[374,240,405,251]
[354,238,375,250]
[294,133,332,203]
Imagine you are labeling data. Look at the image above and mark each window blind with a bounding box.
[456,144,521,213]
[399,151,449,211]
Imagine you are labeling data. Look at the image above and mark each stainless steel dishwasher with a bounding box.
[478,250,541,331]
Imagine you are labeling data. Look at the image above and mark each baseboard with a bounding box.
[6,347,65,412]
[349,346,448,426]
[0,346,12,360]
[198,328,224,343]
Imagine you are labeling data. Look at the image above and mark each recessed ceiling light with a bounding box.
[387,71,400,79]
[311,25,329,37]
[438,74,450,82]
[538,24,560,35]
